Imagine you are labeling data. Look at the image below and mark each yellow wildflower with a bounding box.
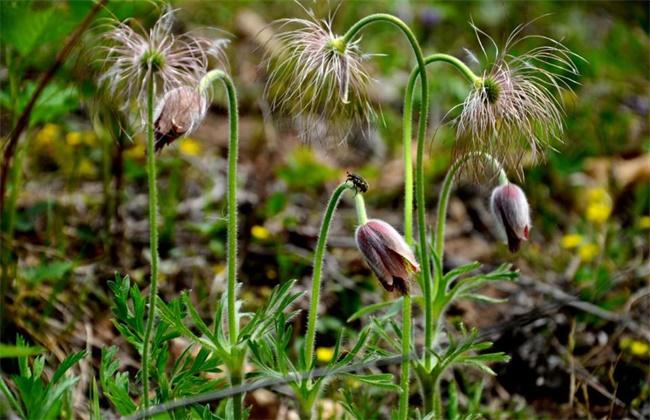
[620,337,650,358]
[66,132,82,147]
[82,131,98,146]
[179,138,202,157]
[578,243,599,262]
[77,159,97,177]
[123,144,146,160]
[34,123,60,146]
[561,234,582,249]
[640,216,650,229]
[251,225,271,240]
[316,347,335,363]
[585,187,612,224]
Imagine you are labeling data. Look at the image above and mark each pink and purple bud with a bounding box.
[490,184,531,253]
[153,86,207,153]
[355,219,420,296]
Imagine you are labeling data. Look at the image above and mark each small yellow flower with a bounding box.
[586,187,608,203]
[620,337,650,358]
[123,144,146,160]
[34,123,61,146]
[585,187,612,224]
[578,243,599,262]
[586,203,612,224]
[82,131,98,146]
[316,347,335,363]
[179,137,202,156]
[251,225,271,240]
[640,216,650,229]
[561,234,583,249]
[77,159,97,177]
[66,132,82,146]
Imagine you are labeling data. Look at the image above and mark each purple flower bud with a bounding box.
[490,184,531,253]
[355,219,420,296]
[153,86,207,153]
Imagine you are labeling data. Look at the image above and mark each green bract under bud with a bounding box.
[327,37,347,55]
[141,49,165,72]
[480,77,501,105]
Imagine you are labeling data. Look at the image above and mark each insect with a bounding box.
[346,172,369,194]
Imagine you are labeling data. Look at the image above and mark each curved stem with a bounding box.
[142,74,158,414]
[403,53,479,371]
[200,70,241,419]
[200,70,240,346]
[434,151,506,263]
[343,16,428,418]
[304,182,352,369]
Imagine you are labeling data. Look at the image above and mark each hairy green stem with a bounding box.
[305,182,352,368]
[200,70,242,418]
[403,53,479,372]
[402,54,478,245]
[343,15,428,418]
[354,193,368,225]
[434,151,506,264]
[141,74,158,415]
[200,70,239,345]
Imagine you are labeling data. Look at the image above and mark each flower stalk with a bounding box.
[305,181,353,369]
[199,70,242,418]
[200,70,240,346]
[141,73,158,414]
[342,16,429,417]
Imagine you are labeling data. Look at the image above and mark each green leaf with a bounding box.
[443,261,482,283]
[339,373,401,391]
[347,299,397,322]
[0,344,45,359]
[100,346,137,415]
[1,3,55,57]
[90,377,101,420]
[460,293,508,304]
[0,374,25,417]
[20,261,74,283]
[448,379,459,420]
[51,350,87,385]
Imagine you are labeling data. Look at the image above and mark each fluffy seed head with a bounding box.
[94,6,228,128]
[453,20,581,177]
[262,5,375,143]
[355,219,420,296]
[490,183,531,253]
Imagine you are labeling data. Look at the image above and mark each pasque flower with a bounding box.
[355,219,420,296]
[454,22,580,174]
[95,6,227,129]
[262,5,375,142]
[490,183,531,253]
[153,86,207,152]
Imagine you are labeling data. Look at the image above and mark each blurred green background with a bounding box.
[1,0,648,418]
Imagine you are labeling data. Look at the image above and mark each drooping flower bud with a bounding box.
[153,86,207,153]
[355,219,420,296]
[490,184,531,253]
